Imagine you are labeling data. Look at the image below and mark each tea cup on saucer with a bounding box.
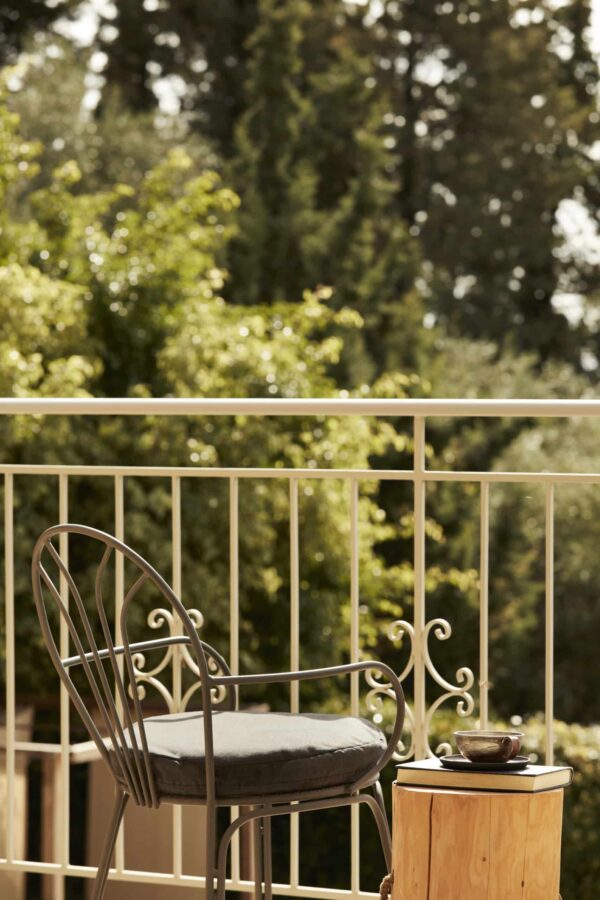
[454,730,524,764]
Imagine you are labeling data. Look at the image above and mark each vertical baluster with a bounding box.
[545,483,555,765]
[57,475,69,900]
[349,479,360,895]
[229,477,240,680]
[171,476,183,878]
[413,417,427,759]
[229,477,241,886]
[114,475,126,873]
[4,474,15,862]
[479,482,490,729]
[289,478,300,889]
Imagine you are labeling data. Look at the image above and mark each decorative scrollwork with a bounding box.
[387,619,415,683]
[180,652,228,709]
[129,606,229,712]
[423,617,475,758]
[130,651,176,710]
[366,667,414,762]
[365,619,415,761]
[180,609,205,674]
[394,703,415,762]
[385,614,475,761]
[130,607,179,710]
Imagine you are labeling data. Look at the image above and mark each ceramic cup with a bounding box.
[454,730,524,763]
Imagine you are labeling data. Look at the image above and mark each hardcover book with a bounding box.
[395,758,573,793]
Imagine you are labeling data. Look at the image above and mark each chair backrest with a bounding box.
[31,523,223,808]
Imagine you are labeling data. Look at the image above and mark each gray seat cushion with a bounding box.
[129,710,386,799]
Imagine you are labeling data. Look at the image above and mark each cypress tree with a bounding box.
[227,0,316,307]
[227,0,426,378]
[100,0,158,111]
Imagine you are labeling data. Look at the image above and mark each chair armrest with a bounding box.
[62,635,191,668]
[211,659,396,686]
[211,660,405,790]
[63,635,230,672]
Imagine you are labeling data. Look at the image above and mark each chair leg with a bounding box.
[216,793,388,900]
[205,806,218,900]
[215,860,225,900]
[371,782,392,871]
[216,808,272,900]
[262,817,272,900]
[253,814,263,900]
[216,810,246,900]
[91,790,128,900]
[215,826,229,900]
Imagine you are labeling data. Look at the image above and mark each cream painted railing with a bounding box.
[1,397,594,898]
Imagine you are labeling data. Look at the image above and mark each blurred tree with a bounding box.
[421,337,600,722]
[0,81,96,403]
[227,0,315,307]
[0,93,441,721]
[227,0,427,383]
[98,0,248,124]
[100,0,156,111]
[97,0,259,147]
[27,0,595,377]
[558,0,598,100]
[8,38,214,192]
[490,415,600,724]
[370,0,598,366]
[26,148,240,395]
[87,0,599,374]
[0,0,80,64]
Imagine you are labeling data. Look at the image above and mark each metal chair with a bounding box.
[32,524,405,900]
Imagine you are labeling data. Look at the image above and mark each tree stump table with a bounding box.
[392,781,565,900]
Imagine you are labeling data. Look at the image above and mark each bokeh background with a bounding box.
[1,1,600,898]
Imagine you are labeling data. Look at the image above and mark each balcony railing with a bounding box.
[2,397,598,898]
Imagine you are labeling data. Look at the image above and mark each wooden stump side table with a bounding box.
[391,782,564,900]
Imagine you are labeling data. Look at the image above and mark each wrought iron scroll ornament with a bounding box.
[374,616,474,760]
[366,619,416,761]
[423,618,475,757]
[130,606,230,711]
[131,606,473,755]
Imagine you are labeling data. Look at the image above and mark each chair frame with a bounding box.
[32,524,405,900]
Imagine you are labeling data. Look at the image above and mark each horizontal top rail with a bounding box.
[2,464,600,483]
[0,397,598,417]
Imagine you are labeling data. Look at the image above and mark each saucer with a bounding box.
[440,754,530,773]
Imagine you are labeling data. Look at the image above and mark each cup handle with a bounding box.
[501,735,519,759]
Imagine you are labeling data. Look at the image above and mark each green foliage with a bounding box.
[228,0,316,306]
[551,720,600,900]
[3,1,600,890]
[10,1,599,375]
[423,340,597,722]
[0,85,98,418]
[7,38,214,193]
[0,263,94,397]
[0,95,435,710]
[22,0,596,372]
[25,147,238,394]
[371,0,598,363]
[491,417,600,723]
[227,0,427,383]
